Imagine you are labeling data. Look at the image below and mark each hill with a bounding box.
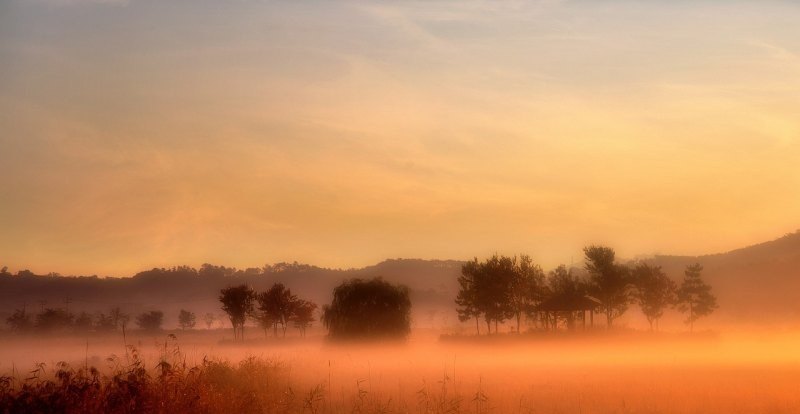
[648,230,800,321]
[2,231,800,329]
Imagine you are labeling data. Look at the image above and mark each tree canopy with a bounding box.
[677,263,718,332]
[322,278,411,340]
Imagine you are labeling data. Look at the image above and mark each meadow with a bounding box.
[2,328,800,413]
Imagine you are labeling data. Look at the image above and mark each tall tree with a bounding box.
[480,255,516,333]
[509,255,546,334]
[291,299,318,337]
[545,265,586,330]
[256,283,298,337]
[676,263,718,332]
[219,285,255,340]
[584,245,632,328]
[455,259,483,335]
[632,263,676,331]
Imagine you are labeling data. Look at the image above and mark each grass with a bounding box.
[3,331,800,413]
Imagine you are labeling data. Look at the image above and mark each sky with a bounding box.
[1,0,799,276]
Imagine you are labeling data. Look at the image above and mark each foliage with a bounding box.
[677,263,718,332]
[632,263,676,331]
[584,245,633,328]
[544,265,587,330]
[178,309,196,330]
[219,285,255,340]
[6,308,33,333]
[35,308,74,333]
[136,311,164,332]
[322,278,411,340]
[456,255,546,335]
[290,300,317,337]
[256,283,298,337]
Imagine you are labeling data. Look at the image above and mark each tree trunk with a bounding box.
[475,316,480,336]
[516,312,521,334]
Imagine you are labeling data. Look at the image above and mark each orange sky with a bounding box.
[0,0,799,276]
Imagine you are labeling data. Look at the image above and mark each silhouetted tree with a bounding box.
[509,255,546,333]
[632,263,676,331]
[199,263,236,279]
[545,265,586,330]
[219,285,255,340]
[291,299,317,337]
[256,283,298,337]
[677,263,717,332]
[110,307,127,331]
[584,245,632,328]
[6,308,33,333]
[35,308,73,332]
[456,255,543,334]
[203,313,216,330]
[136,310,164,332]
[178,309,196,330]
[455,259,483,335]
[322,278,411,340]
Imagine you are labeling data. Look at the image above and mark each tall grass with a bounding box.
[3,333,800,413]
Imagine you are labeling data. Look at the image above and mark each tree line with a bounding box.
[218,283,318,340]
[456,245,718,334]
[4,306,214,334]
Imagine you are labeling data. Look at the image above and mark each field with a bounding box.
[3,329,800,413]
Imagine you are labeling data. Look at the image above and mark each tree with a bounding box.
[676,263,717,332]
[110,307,127,331]
[291,299,318,337]
[632,263,676,331]
[509,255,546,333]
[219,285,255,340]
[256,283,298,337]
[545,265,586,330]
[95,312,117,332]
[203,313,216,330]
[178,309,196,330]
[74,312,93,333]
[584,245,632,328]
[455,255,516,335]
[455,259,483,335]
[35,308,73,332]
[6,308,33,333]
[136,310,164,331]
[322,278,411,340]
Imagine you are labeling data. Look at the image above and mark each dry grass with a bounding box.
[2,332,800,413]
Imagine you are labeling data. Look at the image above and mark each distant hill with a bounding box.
[2,231,800,328]
[648,230,800,321]
[0,259,464,328]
